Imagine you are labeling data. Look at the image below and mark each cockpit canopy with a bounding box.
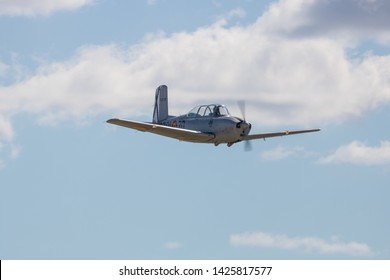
[186,104,230,118]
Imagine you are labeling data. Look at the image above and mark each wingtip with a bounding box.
[106,118,118,124]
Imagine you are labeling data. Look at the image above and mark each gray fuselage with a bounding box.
[159,104,251,145]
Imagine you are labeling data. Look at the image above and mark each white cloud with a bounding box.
[2,24,390,129]
[0,115,16,168]
[0,115,14,142]
[0,0,94,16]
[146,0,158,6]
[258,0,390,45]
[319,141,390,166]
[10,145,21,160]
[230,231,373,256]
[216,8,246,25]
[260,145,315,161]
[0,62,9,78]
[163,241,182,250]
[0,45,154,125]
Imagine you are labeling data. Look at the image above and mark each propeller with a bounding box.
[237,100,246,121]
[237,100,252,151]
[244,139,252,152]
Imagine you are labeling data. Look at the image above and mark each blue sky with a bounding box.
[1,0,390,259]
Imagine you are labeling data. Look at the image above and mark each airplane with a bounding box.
[107,85,320,149]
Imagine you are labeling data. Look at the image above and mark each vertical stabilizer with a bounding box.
[152,85,168,123]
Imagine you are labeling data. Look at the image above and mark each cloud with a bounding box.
[216,8,246,24]
[0,45,155,125]
[0,0,94,16]
[146,0,158,6]
[2,24,390,128]
[0,115,14,142]
[10,145,21,160]
[260,145,316,161]
[163,241,182,250]
[0,62,9,78]
[0,115,16,168]
[258,0,390,45]
[319,141,390,166]
[230,231,373,256]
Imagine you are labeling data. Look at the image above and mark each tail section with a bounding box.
[152,85,169,123]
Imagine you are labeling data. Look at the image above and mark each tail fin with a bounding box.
[152,85,169,123]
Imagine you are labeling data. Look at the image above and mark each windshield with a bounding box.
[215,105,230,116]
[187,105,230,118]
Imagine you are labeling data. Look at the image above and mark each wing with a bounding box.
[107,118,215,143]
[242,128,320,141]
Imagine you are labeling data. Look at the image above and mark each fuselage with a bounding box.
[158,104,251,145]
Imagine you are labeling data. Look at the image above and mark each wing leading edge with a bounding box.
[241,128,321,141]
[107,118,215,143]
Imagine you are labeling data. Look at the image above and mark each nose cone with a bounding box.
[236,120,251,136]
[242,121,252,136]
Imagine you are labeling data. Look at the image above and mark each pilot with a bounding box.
[213,106,221,116]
